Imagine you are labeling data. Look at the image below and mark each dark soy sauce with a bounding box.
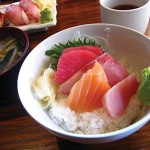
[112,4,139,10]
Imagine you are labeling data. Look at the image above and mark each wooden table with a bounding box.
[0,0,150,149]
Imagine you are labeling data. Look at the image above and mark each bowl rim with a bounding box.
[0,27,29,77]
[100,0,150,12]
[18,23,150,139]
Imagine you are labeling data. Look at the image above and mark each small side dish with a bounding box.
[0,0,57,31]
[31,33,150,135]
[0,36,23,73]
[0,27,29,76]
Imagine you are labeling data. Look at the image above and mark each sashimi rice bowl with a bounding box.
[18,24,150,144]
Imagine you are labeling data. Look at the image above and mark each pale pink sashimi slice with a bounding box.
[67,62,111,113]
[102,74,139,119]
[97,53,128,87]
[58,70,83,94]
[62,46,103,56]
[54,50,97,84]
[19,0,40,22]
[5,4,29,26]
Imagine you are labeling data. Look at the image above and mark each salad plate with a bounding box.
[0,1,57,32]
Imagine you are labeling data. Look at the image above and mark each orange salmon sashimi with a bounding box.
[67,61,111,113]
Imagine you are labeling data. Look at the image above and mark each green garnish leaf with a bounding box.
[137,67,150,106]
[45,38,102,70]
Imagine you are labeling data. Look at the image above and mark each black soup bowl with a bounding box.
[0,27,29,77]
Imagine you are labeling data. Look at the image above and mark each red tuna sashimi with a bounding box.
[97,53,128,86]
[58,59,94,94]
[102,74,139,119]
[20,0,40,22]
[62,46,103,56]
[5,4,29,26]
[54,50,97,84]
[58,52,128,94]
[67,62,111,113]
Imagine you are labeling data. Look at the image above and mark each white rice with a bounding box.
[48,95,142,135]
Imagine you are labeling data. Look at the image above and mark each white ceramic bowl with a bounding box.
[17,24,150,144]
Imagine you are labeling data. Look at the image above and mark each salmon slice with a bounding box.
[102,74,139,118]
[67,61,111,113]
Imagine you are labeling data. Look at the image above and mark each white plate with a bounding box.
[0,1,57,32]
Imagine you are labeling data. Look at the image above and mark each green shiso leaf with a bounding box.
[45,38,102,70]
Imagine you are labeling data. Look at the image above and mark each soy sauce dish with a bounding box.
[0,27,29,77]
[17,24,150,144]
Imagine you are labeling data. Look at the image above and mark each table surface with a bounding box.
[0,0,150,149]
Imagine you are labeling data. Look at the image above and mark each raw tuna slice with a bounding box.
[62,46,103,56]
[102,74,139,119]
[97,53,128,86]
[54,50,97,84]
[67,62,111,113]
